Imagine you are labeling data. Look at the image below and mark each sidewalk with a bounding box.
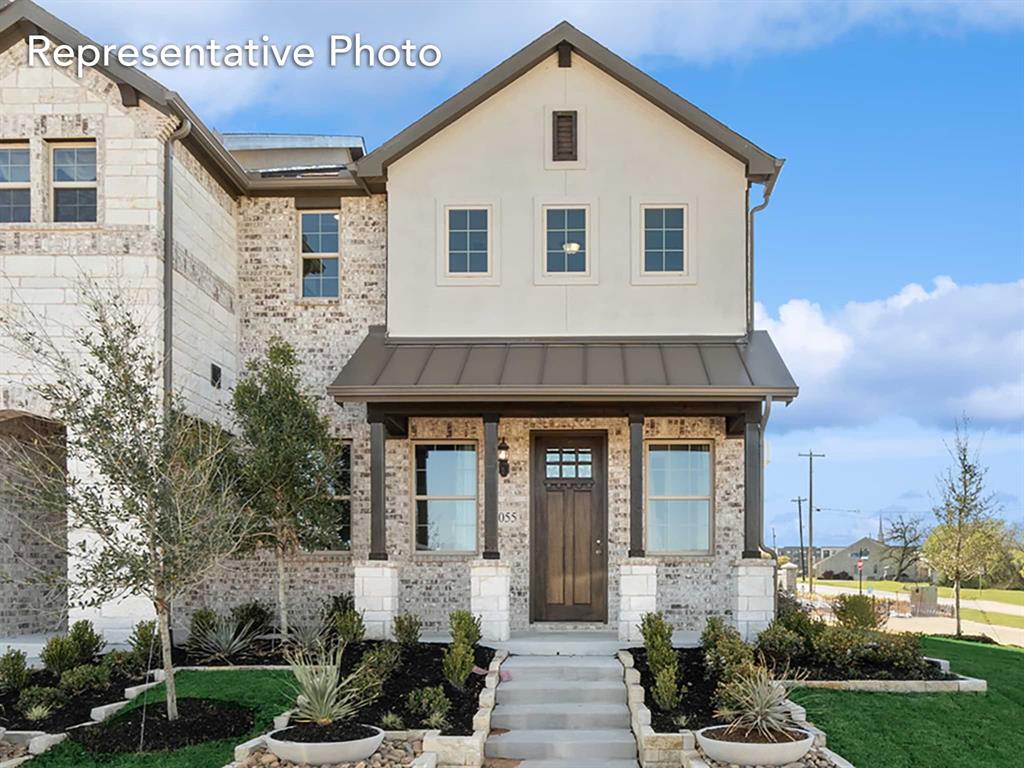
[805,582,1021,617]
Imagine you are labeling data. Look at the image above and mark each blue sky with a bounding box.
[45,0,1024,545]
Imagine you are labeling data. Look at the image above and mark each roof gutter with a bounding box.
[746,159,785,336]
[162,116,192,402]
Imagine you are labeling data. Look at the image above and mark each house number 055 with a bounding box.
[498,511,518,524]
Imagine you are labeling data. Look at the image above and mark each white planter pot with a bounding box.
[266,725,384,764]
[696,726,814,766]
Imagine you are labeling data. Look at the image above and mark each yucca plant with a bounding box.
[284,643,382,726]
[714,663,804,740]
[24,703,52,722]
[287,620,327,653]
[186,616,260,664]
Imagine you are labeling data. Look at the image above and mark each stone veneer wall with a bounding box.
[0,416,68,635]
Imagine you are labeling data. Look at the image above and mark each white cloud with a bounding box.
[36,0,1024,124]
[757,278,1024,431]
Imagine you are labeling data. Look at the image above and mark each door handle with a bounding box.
[595,538,602,555]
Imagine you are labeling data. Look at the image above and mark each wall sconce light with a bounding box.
[497,438,510,477]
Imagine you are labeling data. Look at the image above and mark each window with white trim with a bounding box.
[51,142,96,222]
[642,206,685,273]
[0,144,30,223]
[647,443,712,553]
[299,211,339,298]
[446,207,489,274]
[544,207,587,274]
[414,443,477,552]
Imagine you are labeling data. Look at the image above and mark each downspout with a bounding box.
[760,394,775,559]
[162,117,193,401]
[746,159,785,337]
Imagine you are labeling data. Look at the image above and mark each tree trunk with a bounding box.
[954,578,962,637]
[155,595,178,721]
[276,542,288,637]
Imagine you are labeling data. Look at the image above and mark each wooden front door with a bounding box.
[530,433,608,622]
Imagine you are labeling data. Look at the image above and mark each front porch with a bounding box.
[330,329,796,643]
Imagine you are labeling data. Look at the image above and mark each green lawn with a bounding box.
[790,637,1024,768]
[807,579,1024,608]
[32,669,292,768]
[959,607,1024,630]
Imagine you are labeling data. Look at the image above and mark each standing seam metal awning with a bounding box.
[328,327,798,403]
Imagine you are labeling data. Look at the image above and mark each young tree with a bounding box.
[883,514,927,581]
[230,338,341,636]
[923,419,1001,636]
[0,286,254,720]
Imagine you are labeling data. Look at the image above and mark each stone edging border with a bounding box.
[785,657,987,694]
[227,648,510,768]
[617,650,857,768]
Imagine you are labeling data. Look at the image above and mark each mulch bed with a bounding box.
[343,641,493,736]
[631,646,717,732]
[0,668,140,733]
[68,697,254,753]
[931,633,999,645]
[273,721,378,742]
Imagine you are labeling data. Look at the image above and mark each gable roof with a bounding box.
[356,21,783,183]
[0,0,363,198]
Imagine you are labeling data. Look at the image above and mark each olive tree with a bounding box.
[0,285,255,720]
[229,338,342,636]
[923,419,1002,636]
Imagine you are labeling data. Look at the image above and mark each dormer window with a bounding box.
[552,111,577,162]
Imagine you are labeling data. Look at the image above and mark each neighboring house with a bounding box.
[813,536,931,582]
[0,0,797,643]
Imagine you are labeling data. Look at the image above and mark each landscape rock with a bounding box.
[237,738,420,768]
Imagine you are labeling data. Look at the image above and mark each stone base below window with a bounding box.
[470,560,511,641]
[354,562,399,639]
[618,561,657,642]
[733,558,775,641]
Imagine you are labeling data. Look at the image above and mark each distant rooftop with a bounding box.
[219,133,366,152]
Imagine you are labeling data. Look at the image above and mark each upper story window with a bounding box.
[414,443,477,553]
[299,211,339,298]
[545,207,588,274]
[552,110,578,161]
[0,144,31,223]
[447,207,489,275]
[643,206,686,273]
[51,142,97,222]
[646,442,712,554]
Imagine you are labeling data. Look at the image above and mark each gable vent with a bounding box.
[552,110,578,162]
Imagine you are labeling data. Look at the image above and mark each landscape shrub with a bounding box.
[285,643,382,726]
[359,642,400,683]
[449,610,482,647]
[859,632,930,677]
[287,619,327,652]
[393,613,422,646]
[59,664,110,695]
[640,612,683,712]
[714,662,797,739]
[321,593,356,624]
[832,593,885,630]
[40,636,80,677]
[812,625,868,671]
[833,570,853,580]
[18,685,67,717]
[335,607,366,644]
[0,648,30,692]
[189,607,219,639]
[442,640,475,690]
[187,615,261,664]
[775,592,822,645]
[127,620,158,670]
[100,649,139,678]
[67,620,105,664]
[821,569,836,579]
[406,685,451,727]
[702,616,753,687]
[755,621,805,667]
[230,600,273,634]
[381,711,405,730]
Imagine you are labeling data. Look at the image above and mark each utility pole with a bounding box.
[791,496,807,578]
[799,451,825,593]
[771,527,777,554]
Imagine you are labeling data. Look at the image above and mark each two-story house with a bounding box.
[0,0,796,644]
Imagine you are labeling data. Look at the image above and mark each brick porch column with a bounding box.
[470,560,511,641]
[733,558,775,641]
[618,561,657,643]
[354,561,399,640]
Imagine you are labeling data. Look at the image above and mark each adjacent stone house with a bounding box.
[0,0,796,643]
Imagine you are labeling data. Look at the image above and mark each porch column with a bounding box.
[369,419,387,561]
[482,414,500,559]
[628,414,645,557]
[743,417,763,559]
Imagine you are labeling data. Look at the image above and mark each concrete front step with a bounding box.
[486,728,637,760]
[495,679,626,705]
[501,655,623,682]
[515,760,639,768]
[491,701,630,730]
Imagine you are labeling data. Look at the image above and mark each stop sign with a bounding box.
[857,559,864,572]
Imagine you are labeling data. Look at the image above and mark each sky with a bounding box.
[38,0,1024,546]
